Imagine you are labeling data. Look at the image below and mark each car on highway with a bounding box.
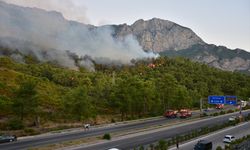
[223,135,235,143]
[203,108,211,112]
[84,124,90,130]
[229,116,236,121]
[0,135,17,144]
[107,148,120,150]
[194,140,212,150]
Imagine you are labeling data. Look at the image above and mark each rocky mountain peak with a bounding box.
[131,18,175,31]
[114,18,205,52]
[0,1,249,73]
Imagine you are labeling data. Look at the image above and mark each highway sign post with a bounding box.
[208,96,225,104]
[225,96,237,105]
[208,96,237,105]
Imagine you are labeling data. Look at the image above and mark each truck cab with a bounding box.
[164,110,178,118]
[179,109,192,118]
[216,104,224,109]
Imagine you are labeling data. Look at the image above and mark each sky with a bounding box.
[1,0,250,51]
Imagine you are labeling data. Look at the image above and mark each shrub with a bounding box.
[111,118,116,123]
[24,128,39,135]
[216,146,223,150]
[227,109,234,113]
[213,112,219,116]
[7,118,24,130]
[103,133,111,140]
[139,145,144,150]
[224,144,230,149]
[219,111,225,115]
[158,140,168,150]
[202,112,208,117]
[245,114,250,121]
[149,144,154,150]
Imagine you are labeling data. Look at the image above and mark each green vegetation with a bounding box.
[157,140,168,150]
[228,134,250,150]
[216,146,223,150]
[135,140,168,150]
[103,133,111,140]
[0,54,250,131]
[161,44,250,61]
[138,118,245,150]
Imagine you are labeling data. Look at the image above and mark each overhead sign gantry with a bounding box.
[208,95,237,105]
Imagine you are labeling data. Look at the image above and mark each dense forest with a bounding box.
[0,52,250,130]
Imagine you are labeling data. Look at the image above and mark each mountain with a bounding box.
[110,18,250,73]
[0,1,156,70]
[160,44,250,72]
[0,1,250,73]
[112,18,205,52]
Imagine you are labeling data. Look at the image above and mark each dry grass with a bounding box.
[29,136,103,150]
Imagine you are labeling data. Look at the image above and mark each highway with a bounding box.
[68,110,250,150]
[0,108,246,150]
[0,112,196,150]
[169,121,250,150]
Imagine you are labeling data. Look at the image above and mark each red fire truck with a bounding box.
[164,110,178,118]
[179,109,192,118]
[216,104,224,109]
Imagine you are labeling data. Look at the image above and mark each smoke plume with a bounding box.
[0,1,158,70]
[0,0,89,23]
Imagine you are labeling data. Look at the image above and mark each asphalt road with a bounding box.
[169,121,250,150]
[71,110,250,150]
[0,112,194,150]
[0,107,243,150]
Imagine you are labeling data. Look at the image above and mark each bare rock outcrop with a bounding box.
[113,18,205,52]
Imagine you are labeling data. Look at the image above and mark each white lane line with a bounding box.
[168,122,249,150]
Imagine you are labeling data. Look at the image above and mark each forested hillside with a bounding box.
[0,54,250,131]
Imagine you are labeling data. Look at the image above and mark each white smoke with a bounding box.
[0,0,89,23]
[79,56,95,72]
[10,53,25,64]
[0,1,158,70]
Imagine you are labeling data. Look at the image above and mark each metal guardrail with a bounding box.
[233,139,250,150]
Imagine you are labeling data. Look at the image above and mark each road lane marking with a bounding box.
[168,122,250,150]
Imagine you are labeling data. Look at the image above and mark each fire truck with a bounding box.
[216,104,224,109]
[179,109,192,118]
[164,110,178,118]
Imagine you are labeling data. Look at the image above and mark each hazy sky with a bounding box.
[2,0,250,51]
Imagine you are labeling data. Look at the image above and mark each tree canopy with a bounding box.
[0,55,249,128]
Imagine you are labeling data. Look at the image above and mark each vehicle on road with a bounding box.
[223,135,235,143]
[204,108,211,112]
[0,135,17,144]
[216,104,224,109]
[194,140,212,150]
[179,109,192,118]
[108,148,120,150]
[229,116,236,121]
[164,110,178,118]
[84,124,90,130]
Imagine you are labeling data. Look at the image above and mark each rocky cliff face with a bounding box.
[111,18,250,73]
[161,44,250,73]
[195,54,250,72]
[0,1,249,73]
[113,18,205,52]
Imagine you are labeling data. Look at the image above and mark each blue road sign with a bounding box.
[225,96,237,105]
[208,96,225,104]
